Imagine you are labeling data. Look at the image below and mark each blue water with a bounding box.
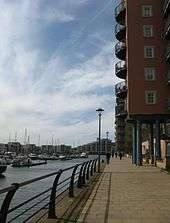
[0,156,98,222]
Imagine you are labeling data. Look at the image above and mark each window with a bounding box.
[143,25,153,37]
[144,46,155,58]
[144,68,156,81]
[145,91,157,104]
[142,6,153,17]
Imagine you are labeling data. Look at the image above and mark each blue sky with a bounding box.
[0,0,120,146]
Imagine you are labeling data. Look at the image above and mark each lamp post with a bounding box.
[106,131,109,153]
[96,108,104,173]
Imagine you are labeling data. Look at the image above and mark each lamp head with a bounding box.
[96,108,104,115]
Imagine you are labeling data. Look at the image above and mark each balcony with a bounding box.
[115,103,127,118]
[162,0,170,18]
[167,98,170,110]
[166,70,170,85]
[115,1,126,25]
[115,81,127,98]
[115,42,126,60]
[115,24,126,42]
[115,61,127,79]
[164,14,170,40]
[116,118,126,127]
[166,43,170,62]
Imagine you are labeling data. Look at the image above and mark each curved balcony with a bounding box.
[115,81,127,99]
[166,43,170,62]
[115,42,126,60]
[115,118,126,127]
[164,14,170,40]
[115,103,127,118]
[166,70,170,85]
[115,1,126,25]
[115,61,127,79]
[162,0,170,18]
[115,24,126,42]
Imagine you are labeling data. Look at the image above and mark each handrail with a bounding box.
[0,158,99,223]
[115,24,126,35]
[115,1,126,17]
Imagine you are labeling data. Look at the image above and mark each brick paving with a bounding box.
[77,158,170,223]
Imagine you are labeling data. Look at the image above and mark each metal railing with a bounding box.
[162,0,170,17]
[115,1,126,19]
[115,102,127,117]
[0,158,99,223]
[166,70,170,84]
[164,14,170,38]
[166,43,170,61]
[115,24,126,39]
[115,81,127,95]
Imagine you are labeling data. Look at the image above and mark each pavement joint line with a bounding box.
[77,172,106,222]
[104,172,112,223]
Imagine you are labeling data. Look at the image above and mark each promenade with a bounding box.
[77,158,170,223]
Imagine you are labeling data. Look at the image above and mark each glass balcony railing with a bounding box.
[115,1,126,25]
[115,81,127,98]
[162,0,170,17]
[115,61,127,79]
[166,70,170,85]
[166,43,170,62]
[115,42,126,61]
[115,102,127,117]
[115,24,126,42]
[164,14,170,40]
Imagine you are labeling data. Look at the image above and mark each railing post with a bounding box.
[90,160,95,176]
[69,165,78,197]
[0,183,19,223]
[94,159,97,173]
[77,163,85,188]
[82,162,88,186]
[48,169,62,219]
[86,160,92,180]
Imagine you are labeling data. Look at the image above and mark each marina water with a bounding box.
[0,156,98,222]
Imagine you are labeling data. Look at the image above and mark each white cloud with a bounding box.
[0,0,119,145]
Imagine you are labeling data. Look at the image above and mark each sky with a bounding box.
[0,0,120,146]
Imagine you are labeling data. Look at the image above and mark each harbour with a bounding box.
[0,156,99,223]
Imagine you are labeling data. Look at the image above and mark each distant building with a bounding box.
[0,143,8,154]
[8,142,22,154]
[74,139,116,155]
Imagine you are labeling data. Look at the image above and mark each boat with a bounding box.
[28,153,38,160]
[12,157,32,167]
[59,155,66,161]
[0,159,7,174]
[80,152,88,158]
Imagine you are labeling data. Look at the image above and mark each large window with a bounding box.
[145,91,157,104]
[144,68,156,81]
[144,46,155,58]
[143,25,153,37]
[142,5,153,17]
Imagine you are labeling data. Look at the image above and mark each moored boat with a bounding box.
[0,159,7,174]
[80,152,88,158]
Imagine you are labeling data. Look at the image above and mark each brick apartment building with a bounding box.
[114,0,170,165]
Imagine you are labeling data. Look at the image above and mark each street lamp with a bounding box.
[106,131,109,153]
[96,108,104,173]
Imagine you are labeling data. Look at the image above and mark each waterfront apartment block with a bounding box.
[114,0,170,165]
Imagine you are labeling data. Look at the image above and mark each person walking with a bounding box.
[106,152,111,164]
[119,152,123,160]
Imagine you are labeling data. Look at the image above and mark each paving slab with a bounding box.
[77,158,170,223]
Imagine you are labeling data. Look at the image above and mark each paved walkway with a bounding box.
[77,158,170,223]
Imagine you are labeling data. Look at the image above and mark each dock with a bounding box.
[40,157,170,223]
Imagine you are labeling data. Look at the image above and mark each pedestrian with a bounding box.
[106,152,111,164]
[119,152,123,160]
[115,152,117,158]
